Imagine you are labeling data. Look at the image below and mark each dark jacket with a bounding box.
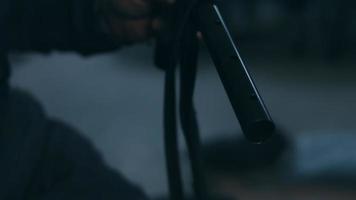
[0,89,148,200]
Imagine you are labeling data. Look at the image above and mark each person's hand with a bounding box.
[96,0,173,45]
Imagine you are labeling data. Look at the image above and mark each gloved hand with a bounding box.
[96,0,174,45]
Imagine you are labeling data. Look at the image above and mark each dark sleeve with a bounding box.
[0,0,117,55]
[27,120,148,200]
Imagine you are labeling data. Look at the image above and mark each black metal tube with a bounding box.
[196,1,275,143]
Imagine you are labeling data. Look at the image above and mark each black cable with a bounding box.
[164,63,185,200]
[161,1,207,200]
[179,23,208,200]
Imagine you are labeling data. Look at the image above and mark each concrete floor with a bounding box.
[9,44,356,197]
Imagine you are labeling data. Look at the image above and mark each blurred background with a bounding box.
[9,0,356,199]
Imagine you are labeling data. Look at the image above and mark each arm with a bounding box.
[0,0,117,54]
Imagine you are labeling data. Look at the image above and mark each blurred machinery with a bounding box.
[220,0,355,59]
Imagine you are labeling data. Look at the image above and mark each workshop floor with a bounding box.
[10,44,356,197]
